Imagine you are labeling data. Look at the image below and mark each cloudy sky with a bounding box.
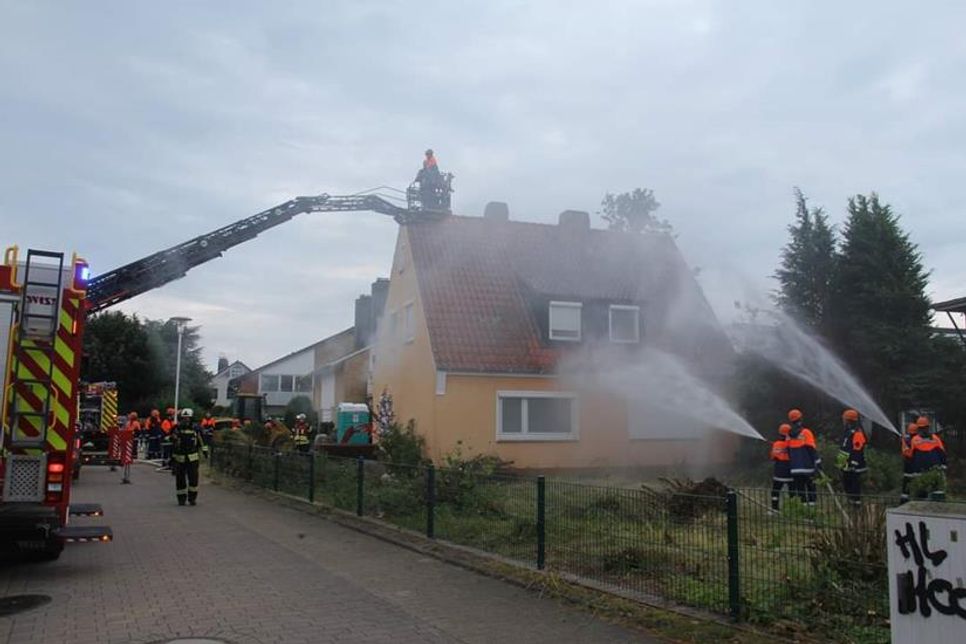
[3,1,965,371]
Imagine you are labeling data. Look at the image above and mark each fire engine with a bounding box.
[1,174,453,560]
[78,381,120,467]
[1,248,111,559]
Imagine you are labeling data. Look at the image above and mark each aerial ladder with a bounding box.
[87,176,453,312]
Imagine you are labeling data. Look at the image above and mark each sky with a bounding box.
[2,1,965,372]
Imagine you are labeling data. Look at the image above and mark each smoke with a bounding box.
[728,310,899,435]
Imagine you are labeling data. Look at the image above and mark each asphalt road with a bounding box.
[0,462,652,643]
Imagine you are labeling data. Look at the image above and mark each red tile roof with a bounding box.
[408,215,724,374]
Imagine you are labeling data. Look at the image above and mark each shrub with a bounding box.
[437,441,512,511]
[283,395,317,428]
[909,468,946,499]
[377,420,429,471]
[809,503,887,584]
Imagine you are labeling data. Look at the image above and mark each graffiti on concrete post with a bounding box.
[893,520,966,619]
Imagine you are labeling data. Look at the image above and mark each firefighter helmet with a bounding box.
[916,416,930,428]
[778,423,791,436]
[842,409,859,422]
[296,413,307,421]
[180,408,194,419]
[787,409,803,422]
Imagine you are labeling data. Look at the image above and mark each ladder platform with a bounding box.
[69,503,104,517]
[54,525,113,543]
[25,281,62,289]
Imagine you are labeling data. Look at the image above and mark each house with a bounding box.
[371,205,740,471]
[235,278,389,419]
[209,359,251,407]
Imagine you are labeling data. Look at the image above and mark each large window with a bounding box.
[497,391,577,441]
[279,375,294,392]
[609,305,640,343]
[549,301,582,341]
[295,375,313,392]
[261,374,280,392]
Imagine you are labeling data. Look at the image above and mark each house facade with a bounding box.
[209,360,251,407]
[371,206,741,471]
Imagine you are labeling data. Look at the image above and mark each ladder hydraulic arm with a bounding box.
[86,192,442,313]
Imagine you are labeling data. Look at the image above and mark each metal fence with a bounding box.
[210,442,953,643]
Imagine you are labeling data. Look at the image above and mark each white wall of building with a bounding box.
[258,350,315,408]
[210,362,250,407]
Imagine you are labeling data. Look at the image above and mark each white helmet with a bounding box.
[180,408,194,418]
[296,413,307,421]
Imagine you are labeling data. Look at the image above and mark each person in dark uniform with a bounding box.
[171,408,207,506]
[837,409,868,506]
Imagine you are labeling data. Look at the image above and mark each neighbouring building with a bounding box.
[209,359,251,407]
[371,204,739,471]
[236,278,389,419]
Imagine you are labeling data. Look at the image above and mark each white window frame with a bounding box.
[403,300,415,343]
[496,390,578,442]
[549,301,582,341]
[609,305,640,344]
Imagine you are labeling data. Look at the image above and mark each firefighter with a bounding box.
[900,421,917,503]
[160,407,176,470]
[145,409,163,460]
[416,148,442,208]
[292,413,311,452]
[907,416,947,499]
[171,408,207,506]
[770,423,792,512]
[786,409,821,506]
[836,409,867,506]
[200,412,216,457]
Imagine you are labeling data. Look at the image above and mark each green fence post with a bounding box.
[356,456,364,517]
[426,464,436,539]
[273,451,280,492]
[726,489,740,622]
[536,475,546,570]
[308,452,315,503]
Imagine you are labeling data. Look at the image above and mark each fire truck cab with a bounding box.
[0,247,112,560]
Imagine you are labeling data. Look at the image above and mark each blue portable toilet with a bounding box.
[335,403,371,445]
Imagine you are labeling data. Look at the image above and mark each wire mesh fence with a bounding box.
[209,442,958,642]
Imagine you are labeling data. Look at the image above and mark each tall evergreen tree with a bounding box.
[828,193,932,409]
[774,188,836,330]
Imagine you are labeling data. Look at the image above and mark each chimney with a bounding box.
[483,201,510,222]
[217,356,229,373]
[558,209,590,232]
[370,278,389,332]
[354,294,373,349]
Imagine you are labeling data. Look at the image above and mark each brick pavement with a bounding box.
[0,463,655,643]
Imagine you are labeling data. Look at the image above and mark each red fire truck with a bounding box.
[0,247,111,560]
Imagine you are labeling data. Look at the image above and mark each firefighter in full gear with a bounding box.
[836,409,867,506]
[146,409,163,460]
[292,413,311,452]
[172,408,207,506]
[769,423,792,512]
[415,148,442,208]
[786,409,821,506]
[900,421,917,503]
[905,416,947,499]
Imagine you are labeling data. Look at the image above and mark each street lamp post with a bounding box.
[169,317,192,416]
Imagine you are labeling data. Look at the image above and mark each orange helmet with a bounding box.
[787,409,803,422]
[151,409,160,417]
[916,416,930,428]
[842,409,859,422]
[128,411,138,420]
[778,423,791,436]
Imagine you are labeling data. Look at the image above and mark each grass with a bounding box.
[213,442,930,644]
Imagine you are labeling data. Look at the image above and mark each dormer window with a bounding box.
[549,301,582,341]
[609,305,640,343]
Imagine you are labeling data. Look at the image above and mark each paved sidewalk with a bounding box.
[0,463,654,643]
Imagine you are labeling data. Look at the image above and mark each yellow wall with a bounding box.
[372,227,741,471]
